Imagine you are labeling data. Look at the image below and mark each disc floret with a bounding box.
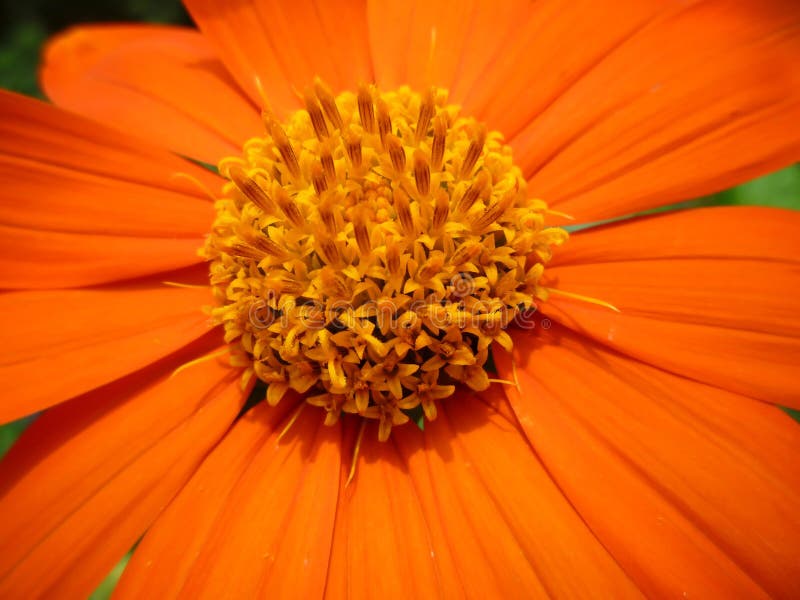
[203,82,567,440]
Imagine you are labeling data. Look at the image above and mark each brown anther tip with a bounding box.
[314,78,343,130]
[456,169,491,214]
[460,124,487,179]
[357,83,376,134]
[304,87,329,139]
[412,149,430,196]
[415,87,436,143]
[229,165,275,214]
[431,114,447,171]
[376,97,392,142]
[311,162,327,195]
[319,139,337,184]
[345,129,363,168]
[385,133,406,172]
[393,187,415,235]
[273,186,305,229]
[432,188,449,229]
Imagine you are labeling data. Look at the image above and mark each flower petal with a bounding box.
[0,348,246,599]
[41,25,262,163]
[0,284,213,422]
[543,206,800,407]
[366,0,531,97]
[326,388,641,598]
[513,0,800,221]
[497,326,800,598]
[117,400,340,599]
[0,90,217,287]
[183,0,372,111]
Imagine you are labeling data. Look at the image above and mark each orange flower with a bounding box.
[1,1,800,598]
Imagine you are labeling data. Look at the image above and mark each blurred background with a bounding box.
[0,1,798,597]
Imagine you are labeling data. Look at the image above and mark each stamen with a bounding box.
[393,187,416,236]
[460,124,487,179]
[376,97,392,143]
[264,116,301,180]
[304,88,329,139]
[273,186,305,228]
[415,88,435,143]
[385,133,406,172]
[314,78,343,130]
[413,149,430,196]
[357,84,376,133]
[311,163,327,195]
[319,140,337,184]
[345,130,363,168]
[228,166,276,214]
[431,114,447,171]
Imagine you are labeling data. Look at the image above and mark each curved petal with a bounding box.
[0,284,214,423]
[512,0,800,221]
[184,0,372,112]
[117,399,340,599]
[0,348,246,600]
[41,25,262,163]
[366,0,531,98]
[497,326,800,598]
[543,207,800,407]
[0,91,217,288]
[325,389,641,598]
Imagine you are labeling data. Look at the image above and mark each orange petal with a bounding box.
[511,0,800,221]
[0,348,246,599]
[367,0,531,95]
[41,25,262,163]
[497,326,800,598]
[326,389,640,598]
[543,206,800,406]
[184,0,372,111]
[118,400,340,598]
[0,90,217,287]
[0,284,214,422]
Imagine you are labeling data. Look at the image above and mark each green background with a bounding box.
[1,1,798,597]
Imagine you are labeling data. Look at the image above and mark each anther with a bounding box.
[314,79,343,130]
[273,186,305,229]
[319,140,336,185]
[393,187,416,236]
[304,88,329,139]
[344,130,363,168]
[415,88,435,143]
[228,166,276,214]
[316,232,342,267]
[311,163,327,195]
[317,197,339,234]
[413,149,430,196]
[386,240,402,275]
[249,233,290,259]
[385,134,406,172]
[264,116,301,180]
[431,114,447,171]
[357,84,376,133]
[455,170,490,214]
[432,189,449,229]
[353,209,372,255]
[376,97,392,143]
[460,124,487,179]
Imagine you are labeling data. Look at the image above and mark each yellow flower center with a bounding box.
[202,82,567,441]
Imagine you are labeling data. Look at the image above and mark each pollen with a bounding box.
[202,83,568,440]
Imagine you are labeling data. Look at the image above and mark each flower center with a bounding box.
[202,82,567,440]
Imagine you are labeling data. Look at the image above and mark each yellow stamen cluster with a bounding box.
[203,82,567,440]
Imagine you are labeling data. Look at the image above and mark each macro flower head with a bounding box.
[1,0,799,598]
